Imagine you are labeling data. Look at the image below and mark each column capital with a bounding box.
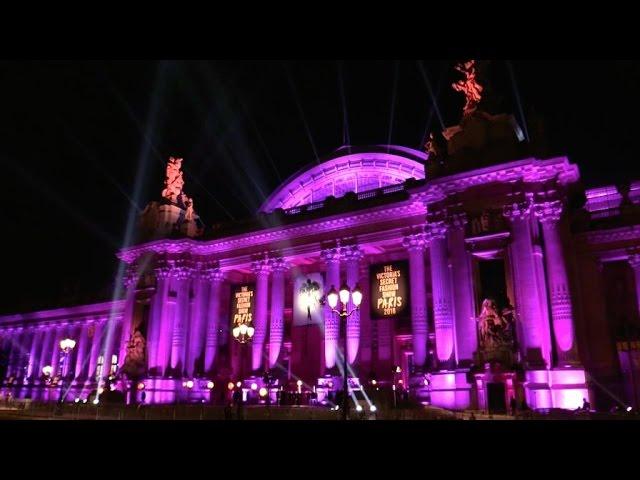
[403,230,426,251]
[447,212,468,230]
[503,197,533,221]
[534,200,563,224]
[154,261,173,280]
[269,256,289,273]
[123,265,139,288]
[321,247,342,263]
[342,244,363,263]
[425,221,448,243]
[251,256,272,275]
[628,253,640,270]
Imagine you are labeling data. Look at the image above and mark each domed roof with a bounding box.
[260,145,426,213]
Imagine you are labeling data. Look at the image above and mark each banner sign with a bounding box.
[231,284,255,328]
[370,261,409,320]
[293,273,324,326]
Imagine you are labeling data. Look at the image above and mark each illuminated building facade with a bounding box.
[2,64,640,413]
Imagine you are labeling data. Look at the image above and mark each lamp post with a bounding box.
[57,338,76,406]
[324,283,362,420]
[232,322,254,390]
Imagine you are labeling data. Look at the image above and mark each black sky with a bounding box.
[1,60,639,314]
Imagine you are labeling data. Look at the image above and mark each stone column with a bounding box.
[343,245,363,365]
[186,262,212,378]
[170,261,193,375]
[118,265,139,370]
[149,261,172,375]
[101,318,118,380]
[269,257,287,368]
[11,328,27,378]
[38,326,53,380]
[74,323,89,380]
[535,200,577,362]
[403,232,429,369]
[50,326,64,377]
[448,213,477,366]
[359,263,372,364]
[425,221,456,367]
[628,254,640,320]
[204,268,224,374]
[321,247,341,370]
[504,198,547,368]
[251,257,271,372]
[87,321,104,382]
[27,328,42,379]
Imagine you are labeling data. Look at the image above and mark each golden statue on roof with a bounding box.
[452,60,483,116]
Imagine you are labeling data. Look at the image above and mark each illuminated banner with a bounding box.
[370,261,409,320]
[231,284,255,328]
[293,273,324,326]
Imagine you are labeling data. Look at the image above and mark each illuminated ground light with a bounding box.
[93,399,99,405]
[370,405,377,412]
[74,398,80,404]
[355,405,363,412]
[627,406,633,412]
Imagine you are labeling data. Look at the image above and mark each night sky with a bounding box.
[1,60,638,314]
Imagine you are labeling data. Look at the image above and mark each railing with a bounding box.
[282,183,409,216]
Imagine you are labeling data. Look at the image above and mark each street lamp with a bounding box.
[232,321,255,392]
[324,282,362,420]
[58,338,76,405]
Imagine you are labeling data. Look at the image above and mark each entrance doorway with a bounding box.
[487,382,507,413]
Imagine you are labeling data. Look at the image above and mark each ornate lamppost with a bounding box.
[232,322,255,387]
[57,338,76,406]
[324,283,362,420]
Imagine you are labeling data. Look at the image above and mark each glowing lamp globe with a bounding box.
[356,405,363,412]
[259,387,268,398]
[351,285,363,307]
[42,365,53,376]
[137,382,145,390]
[207,381,214,389]
[296,380,303,387]
[186,380,194,389]
[370,405,377,412]
[239,324,248,336]
[59,338,76,351]
[227,382,235,391]
[327,286,339,309]
[236,382,242,388]
[251,382,258,391]
[247,326,255,338]
[232,327,240,338]
[339,283,350,305]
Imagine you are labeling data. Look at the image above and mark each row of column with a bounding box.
[320,245,363,370]
[399,194,578,374]
[2,318,119,384]
[402,211,473,372]
[246,245,366,374]
[149,258,224,377]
